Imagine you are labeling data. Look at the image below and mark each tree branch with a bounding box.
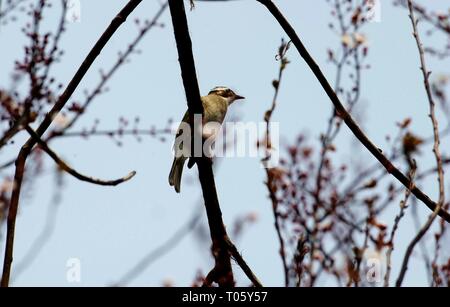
[25,125,136,186]
[168,0,261,287]
[384,166,416,287]
[263,40,290,286]
[256,0,450,223]
[60,1,169,132]
[1,0,143,287]
[396,0,446,286]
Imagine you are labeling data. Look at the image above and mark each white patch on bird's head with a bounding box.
[210,86,230,92]
[208,86,231,97]
[208,86,245,105]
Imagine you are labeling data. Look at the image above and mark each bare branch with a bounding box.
[225,237,263,287]
[61,1,169,132]
[396,0,450,36]
[1,0,144,287]
[168,0,261,287]
[263,39,290,286]
[0,0,27,20]
[385,166,416,287]
[396,0,446,286]
[25,125,136,186]
[256,0,450,223]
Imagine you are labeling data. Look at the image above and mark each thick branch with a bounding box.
[168,0,233,287]
[168,0,261,287]
[256,0,450,223]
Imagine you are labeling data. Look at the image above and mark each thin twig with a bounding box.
[396,0,446,287]
[315,0,364,203]
[25,125,136,186]
[61,1,169,132]
[41,0,67,86]
[52,128,171,139]
[411,197,433,285]
[225,237,263,287]
[263,40,290,286]
[0,0,27,20]
[384,166,416,287]
[397,0,450,36]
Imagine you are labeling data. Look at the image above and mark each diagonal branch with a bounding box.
[396,0,450,36]
[1,0,143,287]
[0,0,27,20]
[256,0,450,223]
[61,1,169,132]
[25,125,136,186]
[1,1,66,150]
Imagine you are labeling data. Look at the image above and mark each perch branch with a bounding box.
[168,0,261,287]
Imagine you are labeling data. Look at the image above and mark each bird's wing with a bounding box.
[173,111,189,155]
[203,95,228,124]
[176,111,189,138]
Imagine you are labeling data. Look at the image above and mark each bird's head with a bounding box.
[208,86,245,105]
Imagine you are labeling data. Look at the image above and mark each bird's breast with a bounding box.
[202,96,228,124]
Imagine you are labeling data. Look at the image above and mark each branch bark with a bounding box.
[256,0,450,223]
[168,0,261,287]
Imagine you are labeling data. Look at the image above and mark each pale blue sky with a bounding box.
[0,0,449,286]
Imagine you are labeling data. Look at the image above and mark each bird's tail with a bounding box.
[169,157,186,193]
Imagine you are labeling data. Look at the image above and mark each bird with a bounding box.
[169,86,245,193]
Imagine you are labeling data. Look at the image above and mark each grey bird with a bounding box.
[169,86,245,193]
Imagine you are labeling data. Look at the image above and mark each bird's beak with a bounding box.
[235,94,245,100]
